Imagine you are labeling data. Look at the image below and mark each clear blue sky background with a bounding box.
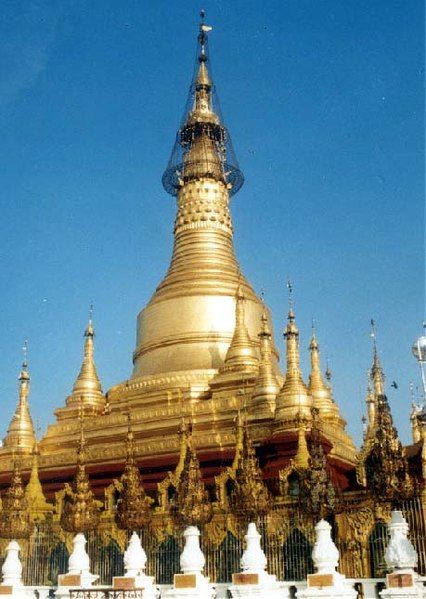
[0,1,424,446]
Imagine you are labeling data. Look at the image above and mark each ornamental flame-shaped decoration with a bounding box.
[230,414,271,522]
[60,412,100,533]
[0,460,31,539]
[365,394,414,504]
[303,408,336,519]
[115,415,152,530]
[171,423,212,527]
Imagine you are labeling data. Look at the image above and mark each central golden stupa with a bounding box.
[0,15,355,497]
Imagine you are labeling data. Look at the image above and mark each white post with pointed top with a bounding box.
[56,533,98,598]
[166,525,214,598]
[112,532,159,599]
[380,511,425,598]
[297,519,357,599]
[1,541,23,590]
[228,522,290,598]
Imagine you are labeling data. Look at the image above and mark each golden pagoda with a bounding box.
[3,350,36,455]
[1,7,358,499]
[0,12,424,587]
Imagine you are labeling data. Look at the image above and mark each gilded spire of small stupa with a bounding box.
[293,413,310,471]
[370,319,385,396]
[308,325,340,420]
[365,376,376,436]
[3,341,36,453]
[25,439,51,520]
[252,306,280,411]
[60,406,100,533]
[115,413,152,530]
[66,307,105,413]
[219,285,259,373]
[275,282,312,422]
[308,326,328,393]
[0,459,31,539]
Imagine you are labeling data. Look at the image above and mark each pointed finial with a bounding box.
[309,319,319,351]
[370,319,385,395]
[85,304,94,337]
[22,339,28,366]
[370,318,377,350]
[198,9,212,63]
[286,279,294,316]
[67,309,104,412]
[19,340,30,382]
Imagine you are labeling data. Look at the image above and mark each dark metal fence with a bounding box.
[7,497,425,587]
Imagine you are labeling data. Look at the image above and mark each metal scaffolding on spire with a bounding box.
[162,11,244,197]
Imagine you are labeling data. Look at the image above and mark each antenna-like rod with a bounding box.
[22,339,28,368]
[370,318,378,355]
[286,279,294,314]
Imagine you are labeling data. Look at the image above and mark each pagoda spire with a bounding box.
[251,306,280,412]
[3,344,36,453]
[364,389,413,504]
[219,285,259,373]
[365,377,376,438]
[66,310,105,413]
[308,328,328,394]
[162,12,243,196]
[275,285,312,424]
[131,12,275,379]
[370,319,385,396]
[293,415,310,471]
[25,440,51,520]
[308,327,341,421]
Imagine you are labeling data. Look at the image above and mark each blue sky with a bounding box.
[0,0,424,445]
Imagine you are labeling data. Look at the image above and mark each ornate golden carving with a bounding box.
[0,460,31,539]
[115,415,152,530]
[364,392,414,503]
[230,413,271,521]
[303,408,336,518]
[170,422,212,527]
[60,411,100,533]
